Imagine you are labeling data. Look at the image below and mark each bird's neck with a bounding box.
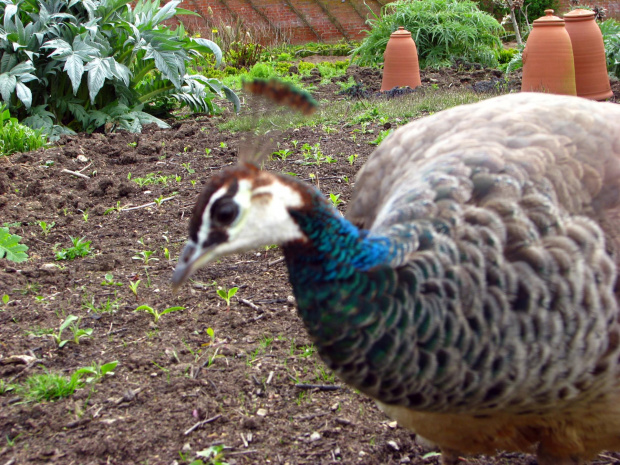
[282,194,422,402]
[283,200,396,282]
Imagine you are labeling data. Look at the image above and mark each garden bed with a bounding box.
[1,65,619,465]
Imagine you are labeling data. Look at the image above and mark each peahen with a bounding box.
[172,92,620,464]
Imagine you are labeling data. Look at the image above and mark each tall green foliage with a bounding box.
[600,18,620,78]
[0,102,46,155]
[351,0,504,69]
[0,0,239,135]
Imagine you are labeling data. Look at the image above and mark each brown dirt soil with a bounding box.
[1,65,620,465]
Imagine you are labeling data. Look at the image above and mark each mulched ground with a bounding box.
[1,64,619,465]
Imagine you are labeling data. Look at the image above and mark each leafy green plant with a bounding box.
[101,273,123,286]
[0,0,239,136]
[135,304,185,323]
[49,315,92,348]
[0,227,28,262]
[73,360,118,384]
[55,237,92,260]
[328,193,343,208]
[272,148,292,160]
[352,0,503,69]
[0,104,46,155]
[600,19,620,78]
[0,378,16,395]
[128,280,141,298]
[193,444,229,465]
[104,201,125,214]
[133,250,157,264]
[68,318,93,345]
[206,327,216,345]
[217,286,238,308]
[182,162,195,173]
[369,129,393,146]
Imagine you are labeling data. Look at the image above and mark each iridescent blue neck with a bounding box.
[282,194,396,283]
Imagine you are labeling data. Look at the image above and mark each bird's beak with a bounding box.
[171,242,215,293]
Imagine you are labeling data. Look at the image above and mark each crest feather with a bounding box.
[238,78,318,166]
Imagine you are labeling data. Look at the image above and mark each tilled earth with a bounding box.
[1,65,620,465]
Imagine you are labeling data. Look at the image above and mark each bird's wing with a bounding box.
[346,93,620,266]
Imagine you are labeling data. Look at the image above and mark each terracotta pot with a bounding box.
[381,27,421,92]
[564,9,613,100]
[521,10,576,96]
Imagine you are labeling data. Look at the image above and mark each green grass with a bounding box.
[220,88,490,134]
[16,371,81,402]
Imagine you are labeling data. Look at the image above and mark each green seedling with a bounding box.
[101,273,123,286]
[272,148,292,160]
[190,180,197,187]
[216,287,238,309]
[369,129,393,146]
[135,305,185,323]
[195,444,229,465]
[55,236,92,260]
[133,250,158,264]
[182,162,195,174]
[175,175,182,182]
[1,294,10,309]
[50,315,92,347]
[128,279,141,298]
[82,294,121,313]
[82,210,89,222]
[0,379,15,395]
[206,327,216,345]
[73,360,118,384]
[204,347,224,369]
[329,193,343,208]
[104,201,124,214]
[219,141,227,148]
[347,154,358,165]
[291,139,299,149]
[127,141,137,147]
[315,363,335,383]
[163,247,170,260]
[204,148,212,157]
[299,343,316,358]
[38,220,55,236]
[260,335,274,350]
[153,195,166,206]
[69,318,93,344]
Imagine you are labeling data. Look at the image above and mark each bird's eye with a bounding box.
[211,197,239,226]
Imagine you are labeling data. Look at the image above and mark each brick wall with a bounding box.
[173,0,618,46]
[556,0,619,20]
[174,0,383,44]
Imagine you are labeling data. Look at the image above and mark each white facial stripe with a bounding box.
[197,185,229,248]
[191,176,308,267]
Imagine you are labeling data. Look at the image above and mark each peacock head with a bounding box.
[171,162,308,291]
